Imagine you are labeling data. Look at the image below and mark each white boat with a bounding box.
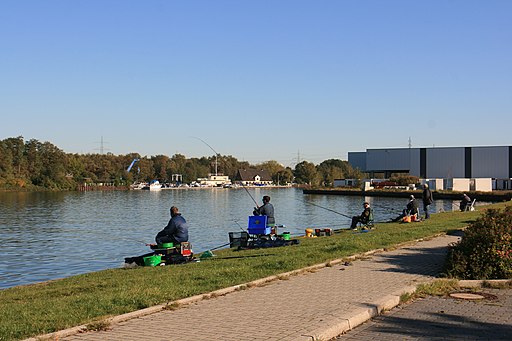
[130,182,147,190]
[143,180,162,191]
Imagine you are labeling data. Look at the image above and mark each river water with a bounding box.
[0,188,460,289]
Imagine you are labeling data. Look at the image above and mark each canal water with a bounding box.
[0,188,460,289]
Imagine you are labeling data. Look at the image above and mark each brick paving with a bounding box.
[59,235,459,341]
[338,288,512,340]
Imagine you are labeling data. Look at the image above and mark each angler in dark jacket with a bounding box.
[422,184,434,219]
[155,206,189,244]
[392,195,420,222]
[350,202,372,229]
[406,195,419,216]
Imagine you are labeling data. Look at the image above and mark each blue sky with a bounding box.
[1,1,511,167]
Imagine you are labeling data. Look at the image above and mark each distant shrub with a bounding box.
[445,207,512,279]
[389,174,419,186]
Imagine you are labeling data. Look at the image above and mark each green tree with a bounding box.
[152,155,171,181]
[256,160,285,183]
[38,141,69,189]
[25,139,44,184]
[0,138,15,183]
[276,167,294,185]
[294,161,319,185]
[317,159,349,187]
[4,136,26,180]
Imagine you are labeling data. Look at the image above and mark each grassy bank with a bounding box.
[1,202,509,341]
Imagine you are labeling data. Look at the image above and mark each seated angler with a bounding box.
[392,195,419,222]
[350,202,372,230]
[155,206,189,245]
[460,193,472,212]
[406,195,419,218]
[253,195,276,232]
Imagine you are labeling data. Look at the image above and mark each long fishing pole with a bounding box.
[301,199,352,219]
[208,242,231,251]
[190,136,221,176]
[240,182,259,208]
[233,219,247,232]
[371,202,402,212]
[122,237,150,245]
[190,135,259,209]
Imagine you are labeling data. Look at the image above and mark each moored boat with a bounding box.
[143,180,162,190]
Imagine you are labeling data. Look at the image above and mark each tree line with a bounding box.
[0,136,363,190]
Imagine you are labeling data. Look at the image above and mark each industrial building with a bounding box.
[348,146,512,190]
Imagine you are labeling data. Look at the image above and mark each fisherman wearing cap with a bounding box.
[350,202,372,230]
[392,195,420,222]
[406,195,419,217]
[460,193,472,211]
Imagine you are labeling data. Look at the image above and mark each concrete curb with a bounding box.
[22,234,454,341]
[305,285,418,341]
[458,279,512,288]
[304,281,512,341]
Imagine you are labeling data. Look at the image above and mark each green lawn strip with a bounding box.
[1,202,508,341]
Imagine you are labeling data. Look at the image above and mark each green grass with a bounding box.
[400,279,461,303]
[1,202,510,341]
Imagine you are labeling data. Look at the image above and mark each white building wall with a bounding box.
[472,146,509,179]
[427,148,465,178]
[472,178,492,192]
[447,178,470,191]
[428,179,444,190]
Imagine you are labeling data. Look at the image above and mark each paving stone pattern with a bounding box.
[62,235,459,341]
[338,288,512,340]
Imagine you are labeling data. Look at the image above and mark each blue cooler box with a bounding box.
[248,216,270,235]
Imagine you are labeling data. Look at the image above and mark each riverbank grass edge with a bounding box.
[1,202,509,341]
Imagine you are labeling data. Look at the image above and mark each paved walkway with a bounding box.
[339,288,512,340]
[59,235,458,341]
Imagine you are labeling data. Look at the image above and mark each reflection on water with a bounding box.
[0,188,462,289]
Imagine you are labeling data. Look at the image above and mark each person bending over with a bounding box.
[460,193,472,212]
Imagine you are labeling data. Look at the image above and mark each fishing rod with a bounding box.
[207,242,232,252]
[121,236,151,245]
[301,199,352,219]
[370,202,402,212]
[190,135,260,209]
[233,220,247,232]
[241,182,260,208]
[190,136,221,176]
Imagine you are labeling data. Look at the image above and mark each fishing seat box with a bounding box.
[247,216,270,235]
[180,242,192,256]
